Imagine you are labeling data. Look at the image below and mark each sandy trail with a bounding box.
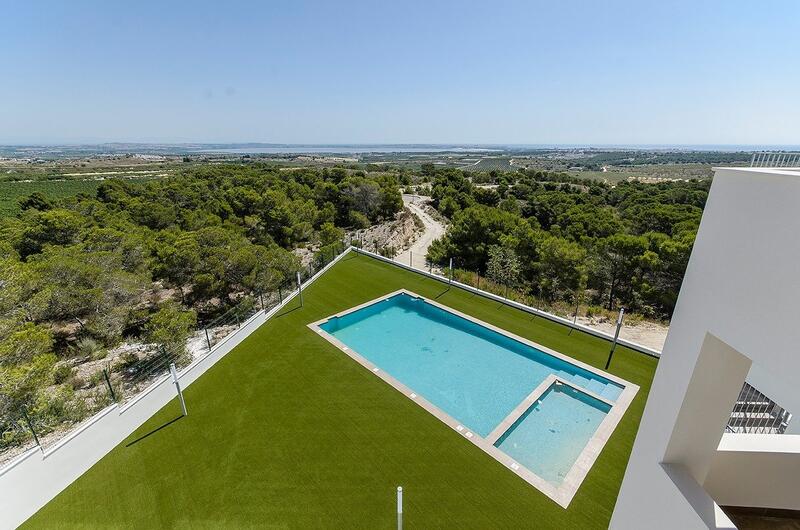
[396,195,446,269]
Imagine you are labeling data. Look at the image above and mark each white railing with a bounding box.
[750,152,800,168]
[727,382,792,434]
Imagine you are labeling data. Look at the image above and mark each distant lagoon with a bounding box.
[193,146,503,155]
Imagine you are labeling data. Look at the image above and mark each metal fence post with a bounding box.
[409,251,412,267]
[279,284,283,303]
[103,367,117,402]
[259,291,265,310]
[170,363,188,416]
[605,308,625,370]
[297,271,303,307]
[397,486,403,530]
[21,407,41,450]
[204,328,212,350]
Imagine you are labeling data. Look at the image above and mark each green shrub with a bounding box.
[52,363,73,385]
[348,211,370,229]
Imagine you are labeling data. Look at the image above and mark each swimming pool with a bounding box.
[310,290,637,507]
[494,382,611,485]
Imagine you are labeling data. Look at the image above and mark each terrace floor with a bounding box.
[22,252,658,529]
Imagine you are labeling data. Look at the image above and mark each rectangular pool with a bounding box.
[311,290,636,507]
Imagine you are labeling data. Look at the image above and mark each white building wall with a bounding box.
[705,433,800,509]
[611,168,800,529]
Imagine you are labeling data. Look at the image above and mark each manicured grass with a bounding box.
[24,253,657,529]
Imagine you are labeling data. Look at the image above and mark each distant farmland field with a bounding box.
[0,180,102,217]
[462,157,514,172]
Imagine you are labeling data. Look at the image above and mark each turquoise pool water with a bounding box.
[494,384,611,485]
[320,293,621,439]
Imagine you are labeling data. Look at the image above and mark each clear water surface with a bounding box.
[320,293,621,438]
[494,384,611,485]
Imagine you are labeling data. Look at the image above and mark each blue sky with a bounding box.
[2,0,799,145]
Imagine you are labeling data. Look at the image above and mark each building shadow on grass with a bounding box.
[126,415,183,447]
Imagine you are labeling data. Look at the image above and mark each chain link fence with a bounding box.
[0,239,351,467]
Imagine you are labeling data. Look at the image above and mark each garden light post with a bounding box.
[568,294,580,336]
[396,486,403,530]
[604,308,625,370]
[170,363,187,416]
[297,271,303,307]
[449,257,453,284]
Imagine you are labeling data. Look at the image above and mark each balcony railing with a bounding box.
[727,382,791,434]
[750,151,800,168]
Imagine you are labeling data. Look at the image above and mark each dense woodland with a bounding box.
[424,168,708,319]
[0,164,402,447]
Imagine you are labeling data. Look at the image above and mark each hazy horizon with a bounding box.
[3,142,799,152]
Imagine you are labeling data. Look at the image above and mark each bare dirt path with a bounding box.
[576,316,668,352]
[396,194,446,269]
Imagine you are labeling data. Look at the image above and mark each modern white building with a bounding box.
[610,164,800,529]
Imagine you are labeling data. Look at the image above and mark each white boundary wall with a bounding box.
[0,248,350,530]
[353,247,661,358]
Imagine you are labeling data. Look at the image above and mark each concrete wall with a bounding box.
[610,168,800,529]
[705,433,800,510]
[663,334,751,485]
[0,248,349,530]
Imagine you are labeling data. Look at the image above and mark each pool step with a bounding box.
[586,379,607,396]
[600,384,621,401]
[571,374,590,388]
[555,373,619,402]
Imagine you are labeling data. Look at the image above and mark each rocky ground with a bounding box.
[348,205,424,257]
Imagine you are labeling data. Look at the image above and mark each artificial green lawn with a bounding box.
[24,252,657,529]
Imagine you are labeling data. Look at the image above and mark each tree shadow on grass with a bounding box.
[126,415,183,447]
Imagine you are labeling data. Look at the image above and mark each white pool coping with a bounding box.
[307,289,639,508]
